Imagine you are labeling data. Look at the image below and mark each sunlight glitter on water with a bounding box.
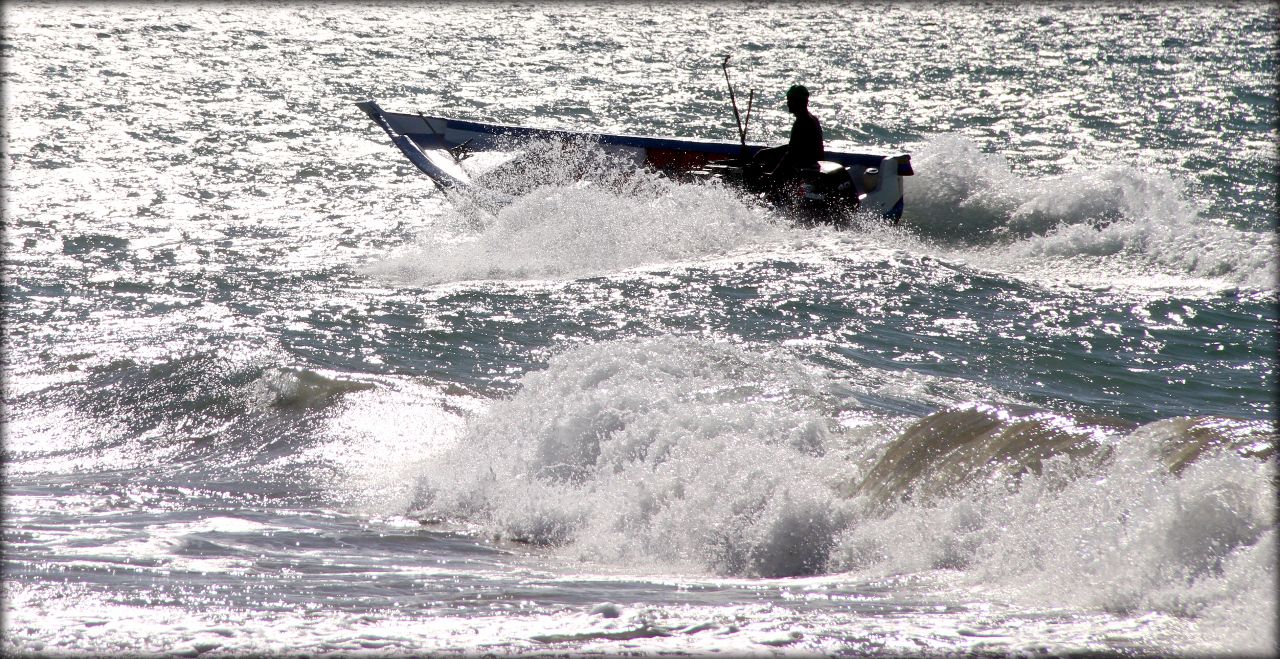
[3,2,1276,657]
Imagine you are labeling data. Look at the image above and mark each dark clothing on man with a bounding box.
[784,111,823,171]
[750,112,823,178]
[751,85,824,179]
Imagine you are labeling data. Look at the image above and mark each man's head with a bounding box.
[786,84,810,115]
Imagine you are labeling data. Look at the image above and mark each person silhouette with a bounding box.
[751,84,823,179]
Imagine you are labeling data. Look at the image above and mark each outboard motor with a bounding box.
[795,161,861,217]
[689,158,868,226]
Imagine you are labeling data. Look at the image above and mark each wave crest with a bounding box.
[905,134,1276,289]
[404,334,1276,638]
[409,337,846,577]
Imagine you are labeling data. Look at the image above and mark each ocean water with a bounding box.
[2,2,1276,657]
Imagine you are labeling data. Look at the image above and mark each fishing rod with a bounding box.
[721,54,754,158]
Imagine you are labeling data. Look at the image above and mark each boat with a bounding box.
[355,99,914,225]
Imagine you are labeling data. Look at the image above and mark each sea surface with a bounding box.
[2,2,1277,656]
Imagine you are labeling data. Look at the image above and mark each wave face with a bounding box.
[3,350,379,481]
[832,415,1276,653]
[404,337,1275,652]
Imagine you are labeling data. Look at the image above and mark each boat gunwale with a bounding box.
[363,102,906,168]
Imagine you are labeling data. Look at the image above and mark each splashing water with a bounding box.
[831,419,1276,656]
[6,3,1275,656]
[406,337,854,577]
[904,134,1277,289]
[395,336,1275,657]
[367,138,792,284]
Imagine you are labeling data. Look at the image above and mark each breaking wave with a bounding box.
[904,134,1277,289]
[367,138,790,284]
[398,336,1276,652]
[833,414,1277,655]
[407,337,848,576]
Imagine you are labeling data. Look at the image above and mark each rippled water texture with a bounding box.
[3,2,1277,657]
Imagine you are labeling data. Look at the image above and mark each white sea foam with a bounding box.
[828,421,1277,655]
[403,336,1274,651]
[318,381,473,515]
[408,337,855,577]
[371,180,784,284]
[368,140,791,285]
[903,134,1277,290]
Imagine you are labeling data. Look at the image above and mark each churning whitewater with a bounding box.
[3,2,1276,657]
